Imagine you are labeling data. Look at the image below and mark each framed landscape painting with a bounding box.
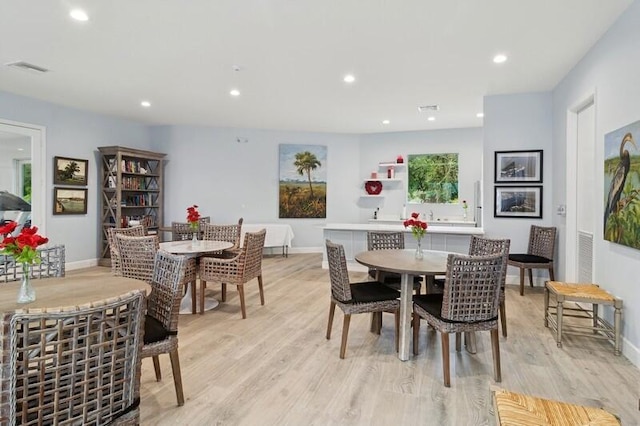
[53,188,88,215]
[278,144,327,218]
[494,150,543,183]
[494,186,542,218]
[54,156,88,186]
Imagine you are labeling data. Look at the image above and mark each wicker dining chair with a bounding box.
[469,236,510,337]
[199,229,266,318]
[200,217,243,257]
[142,250,187,406]
[107,225,146,275]
[171,221,197,241]
[0,290,146,425]
[116,234,198,312]
[508,225,557,296]
[0,244,66,283]
[412,253,506,387]
[325,239,400,359]
[367,231,422,293]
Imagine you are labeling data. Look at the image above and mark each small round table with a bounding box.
[159,240,233,314]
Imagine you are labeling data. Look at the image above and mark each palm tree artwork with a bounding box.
[279,144,327,218]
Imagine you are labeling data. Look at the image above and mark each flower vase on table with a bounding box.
[0,220,49,304]
[462,200,468,221]
[186,204,201,247]
[17,263,35,303]
[403,212,428,261]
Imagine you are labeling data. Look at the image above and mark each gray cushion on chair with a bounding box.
[349,282,400,303]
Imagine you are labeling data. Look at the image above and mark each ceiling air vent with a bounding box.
[417,105,439,113]
[5,61,50,74]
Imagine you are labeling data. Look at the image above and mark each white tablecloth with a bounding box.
[240,224,294,248]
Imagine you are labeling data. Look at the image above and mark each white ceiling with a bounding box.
[0,0,633,134]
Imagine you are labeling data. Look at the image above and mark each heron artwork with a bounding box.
[604,133,638,228]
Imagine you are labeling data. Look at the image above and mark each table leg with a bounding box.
[398,273,412,361]
[180,282,219,314]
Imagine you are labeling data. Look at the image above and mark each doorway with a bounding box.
[0,119,46,234]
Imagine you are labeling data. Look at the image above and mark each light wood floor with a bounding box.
[92,253,639,424]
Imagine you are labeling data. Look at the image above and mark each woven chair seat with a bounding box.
[414,293,498,333]
[493,389,620,425]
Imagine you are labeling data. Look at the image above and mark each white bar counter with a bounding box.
[322,223,484,271]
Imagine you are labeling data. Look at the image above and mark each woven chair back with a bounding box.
[107,225,146,275]
[528,225,556,260]
[0,245,66,283]
[325,239,352,303]
[469,236,510,287]
[238,228,265,281]
[441,253,505,323]
[115,234,159,283]
[367,231,405,250]
[201,218,243,249]
[0,290,146,425]
[171,221,196,241]
[148,251,186,333]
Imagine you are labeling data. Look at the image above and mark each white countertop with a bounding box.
[323,223,484,235]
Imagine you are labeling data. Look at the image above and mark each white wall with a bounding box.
[551,0,640,364]
[150,125,361,250]
[359,128,483,222]
[0,91,151,264]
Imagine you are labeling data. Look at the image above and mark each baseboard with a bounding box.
[66,258,99,271]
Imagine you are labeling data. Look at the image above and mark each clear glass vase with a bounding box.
[17,263,36,304]
[415,239,424,260]
[192,233,199,247]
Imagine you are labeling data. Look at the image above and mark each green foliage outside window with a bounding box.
[407,153,458,204]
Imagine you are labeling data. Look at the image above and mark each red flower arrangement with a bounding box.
[0,221,49,265]
[186,205,200,230]
[403,212,428,240]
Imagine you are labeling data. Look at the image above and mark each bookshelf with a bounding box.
[97,146,166,266]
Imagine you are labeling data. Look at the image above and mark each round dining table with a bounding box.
[159,240,233,314]
[355,248,450,361]
[0,270,150,313]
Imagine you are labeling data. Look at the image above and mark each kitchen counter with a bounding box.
[322,223,484,271]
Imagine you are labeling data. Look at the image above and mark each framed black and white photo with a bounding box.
[494,150,543,183]
[494,186,542,218]
[54,156,88,186]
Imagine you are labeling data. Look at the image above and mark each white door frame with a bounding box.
[0,119,46,235]
[565,90,596,281]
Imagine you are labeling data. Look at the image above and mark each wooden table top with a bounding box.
[0,270,150,313]
[355,249,451,275]
[159,240,233,254]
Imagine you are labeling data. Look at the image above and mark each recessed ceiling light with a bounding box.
[230,89,240,97]
[493,54,507,64]
[140,101,151,108]
[382,120,390,125]
[70,9,89,21]
[427,116,435,121]
[476,112,484,118]
[343,74,355,83]
[17,148,24,152]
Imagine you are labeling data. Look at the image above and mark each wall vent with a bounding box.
[578,230,593,283]
[417,105,439,113]
[5,61,50,74]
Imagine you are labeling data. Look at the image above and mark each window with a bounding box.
[407,153,459,204]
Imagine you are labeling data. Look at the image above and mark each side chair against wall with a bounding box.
[199,229,266,318]
[0,290,146,425]
[142,250,187,406]
[201,217,244,257]
[116,234,197,312]
[468,236,510,337]
[107,225,146,275]
[0,244,66,282]
[412,253,506,387]
[325,239,400,359]
[507,225,557,296]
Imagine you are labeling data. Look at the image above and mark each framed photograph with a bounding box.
[494,150,543,183]
[494,186,542,218]
[54,156,88,186]
[53,188,88,215]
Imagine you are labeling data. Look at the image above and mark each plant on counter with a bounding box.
[462,200,468,219]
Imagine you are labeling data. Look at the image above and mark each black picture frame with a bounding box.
[494,185,543,218]
[54,156,88,186]
[53,188,88,215]
[494,150,543,183]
